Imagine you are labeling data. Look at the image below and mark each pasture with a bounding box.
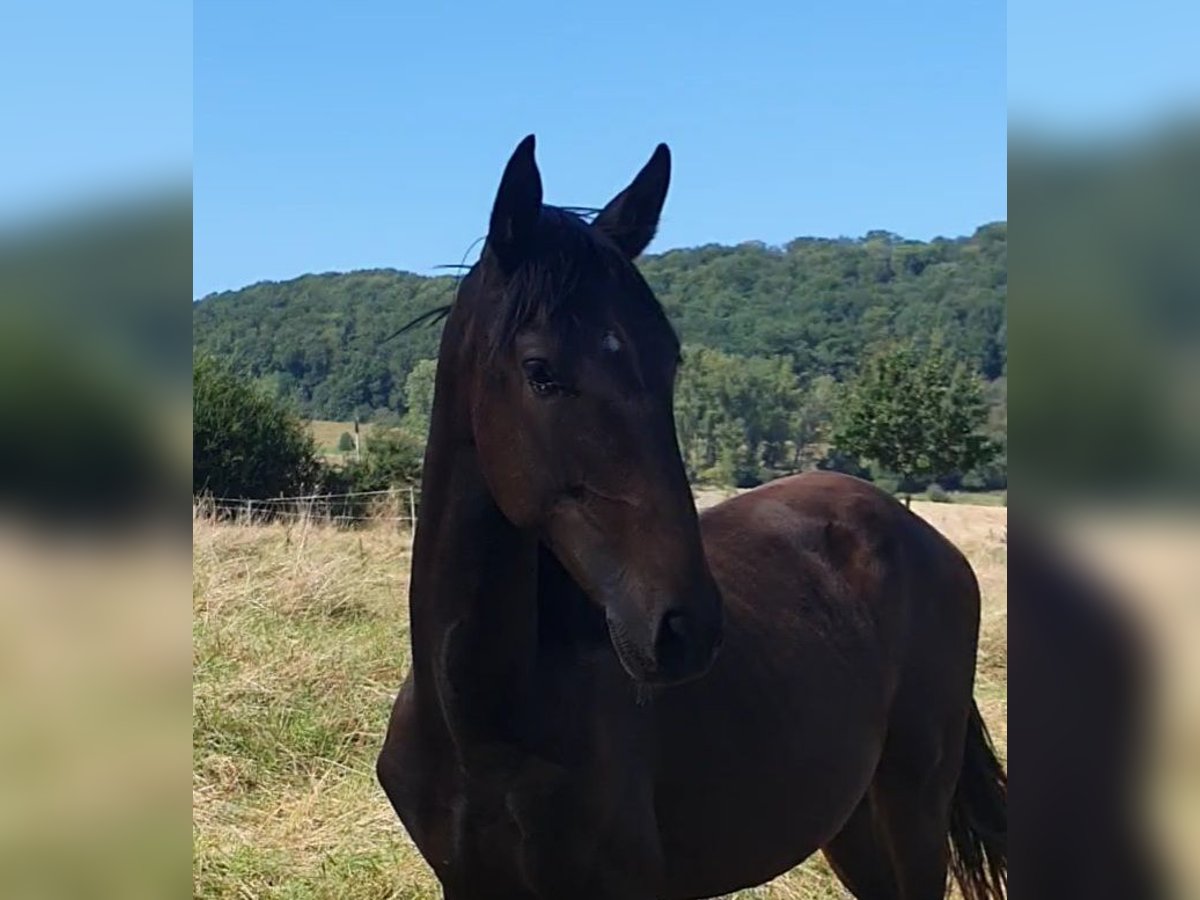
[193,499,1007,899]
[308,419,360,457]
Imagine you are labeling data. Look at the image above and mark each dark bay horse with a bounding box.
[377,136,1007,899]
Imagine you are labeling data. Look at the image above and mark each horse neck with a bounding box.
[406,352,541,749]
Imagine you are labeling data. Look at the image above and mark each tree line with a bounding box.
[192,224,1005,424]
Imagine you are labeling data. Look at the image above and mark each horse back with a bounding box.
[701,469,984,769]
[699,470,981,652]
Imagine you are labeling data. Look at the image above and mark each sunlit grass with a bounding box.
[307,419,359,455]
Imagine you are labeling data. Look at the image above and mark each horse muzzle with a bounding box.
[605,594,723,686]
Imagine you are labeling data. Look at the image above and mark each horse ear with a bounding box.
[488,134,543,273]
[592,143,671,259]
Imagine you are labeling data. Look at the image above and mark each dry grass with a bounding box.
[192,501,1007,899]
[307,419,359,455]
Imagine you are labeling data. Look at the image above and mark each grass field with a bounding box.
[193,499,1008,899]
[308,419,360,457]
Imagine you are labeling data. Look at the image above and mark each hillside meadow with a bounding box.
[193,495,1007,900]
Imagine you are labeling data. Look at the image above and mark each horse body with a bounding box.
[654,473,982,897]
[381,470,988,899]
[377,136,1006,899]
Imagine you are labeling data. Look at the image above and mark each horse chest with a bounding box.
[401,690,656,896]
[434,750,618,896]
[385,635,657,894]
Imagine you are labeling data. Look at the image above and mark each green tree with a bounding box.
[403,359,438,441]
[193,225,1006,422]
[957,376,1007,491]
[336,431,355,453]
[193,355,320,499]
[832,343,996,506]
[790,373,838,469]
[674,346,801,486]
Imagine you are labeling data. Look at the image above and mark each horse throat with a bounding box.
[405,391,544,762]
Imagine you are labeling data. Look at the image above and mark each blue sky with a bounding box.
[1,1,191,225]
[7,2,1197,300]
[1008,0,1200,132]
[193,0,1006,298]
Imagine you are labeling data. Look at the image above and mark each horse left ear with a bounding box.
[488,134,543,273]
[593,143,671,259]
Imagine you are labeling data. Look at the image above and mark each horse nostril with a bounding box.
[654,610,694,670]
[664,610,692,640]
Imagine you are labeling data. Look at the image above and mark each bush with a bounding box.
[193,356,320,499]
[927,484,952,503]
[368,409,405,430]
[961,452,1008,491]
[341,428,423,492]
[310,428,424,522]
[336,431,355,453]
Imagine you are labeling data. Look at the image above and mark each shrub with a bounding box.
[336,431,355,453]
[961,452,1008,491]
[342,428,423,492]
[927,484,952,503]
[193,356,320,499]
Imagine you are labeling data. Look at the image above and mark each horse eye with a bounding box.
[522,358,559,396]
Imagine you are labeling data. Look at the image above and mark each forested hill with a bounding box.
[192,223,1006,421]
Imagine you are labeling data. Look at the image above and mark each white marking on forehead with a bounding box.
[601,331,622,353]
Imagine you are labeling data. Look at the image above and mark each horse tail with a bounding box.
[948,701,1008,900]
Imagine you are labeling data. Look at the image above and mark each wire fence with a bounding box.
[194,486,420,530]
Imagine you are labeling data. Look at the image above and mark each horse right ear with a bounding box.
[487,135,543,273]
[592,143,671,259]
